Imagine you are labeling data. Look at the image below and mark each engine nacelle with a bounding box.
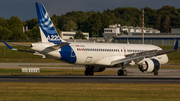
[139,58,160,73]
[85,65,106,72]
[96,67,106,72]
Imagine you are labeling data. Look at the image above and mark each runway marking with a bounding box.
[170,71,180,72]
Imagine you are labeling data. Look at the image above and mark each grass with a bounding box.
[161,65,180,68]
[0,83,180,101]
[19,64,84,67]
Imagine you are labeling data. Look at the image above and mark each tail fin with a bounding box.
[35,2,65,43]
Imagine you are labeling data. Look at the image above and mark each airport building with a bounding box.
[103,24,180,46]
[115,33,180,46]
[60,31,89,39]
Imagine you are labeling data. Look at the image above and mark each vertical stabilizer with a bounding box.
[35,2,65,43]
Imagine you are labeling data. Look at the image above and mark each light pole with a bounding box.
[141,7,144,44]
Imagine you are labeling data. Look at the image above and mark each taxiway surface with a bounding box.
[0,63,180,83]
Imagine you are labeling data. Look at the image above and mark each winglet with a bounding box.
[174,40,179,50]
[2,41,17,50]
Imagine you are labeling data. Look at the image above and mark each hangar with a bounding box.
[103,24,180,46]
[114,33,180,46]
[60,31,89,39]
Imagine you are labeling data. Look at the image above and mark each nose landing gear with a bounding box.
[84,65,94,76]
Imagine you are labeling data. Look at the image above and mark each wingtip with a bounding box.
[174,40,179,50]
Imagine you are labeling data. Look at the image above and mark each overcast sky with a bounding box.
[1,0,180,21]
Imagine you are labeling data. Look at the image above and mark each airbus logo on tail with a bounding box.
[47,35,61,41]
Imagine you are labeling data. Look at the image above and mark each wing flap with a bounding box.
[156,49,178,56]
[110,51,157,66]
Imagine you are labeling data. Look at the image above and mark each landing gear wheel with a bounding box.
[118,70,122,76]
[122,70,127,76]
[85,70,89,76]
[118,70,127,76]
[90,71,94,76]
[154,72,158,76]
[84,68,94,76]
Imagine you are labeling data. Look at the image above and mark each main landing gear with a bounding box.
[154,71,158,76]
[118,69,127,76]
[153,67,159,76]
[84,65,94,76]
[118,63,127,76]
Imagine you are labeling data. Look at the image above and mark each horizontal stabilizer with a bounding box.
[2,41,35,53]
[7,43,31,47]
[2,41,14,50]
[48,42,70,49]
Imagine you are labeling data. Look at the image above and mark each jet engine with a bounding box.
[139,58,160,73]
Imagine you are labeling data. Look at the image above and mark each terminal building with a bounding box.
[103,24,180,46]
[60,31,89,39]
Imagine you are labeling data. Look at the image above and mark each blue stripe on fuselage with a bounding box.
[59,45,77,64]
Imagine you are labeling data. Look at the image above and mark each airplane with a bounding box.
[2,2,179,76]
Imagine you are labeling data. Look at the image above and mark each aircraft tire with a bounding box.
[154,72,158,76]
[90,71,94,76]
[122,70,127,76]
[85,70,89,76]
[85,70,94,76]
[118,70,122,76]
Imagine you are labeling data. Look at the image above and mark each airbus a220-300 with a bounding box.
[3,3,179,76]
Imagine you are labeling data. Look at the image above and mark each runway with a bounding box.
[0,75,180,83]
[0,63,180,83]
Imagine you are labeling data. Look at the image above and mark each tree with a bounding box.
[144,7,157,28]
[0,26,13,40]
[74,30,86,39]
[7,16,27,40]
[0,17,9,28]
[88,12,103,37]
[155,15,161,30]
[62,20,78,31]
[25,24,41,41]
[162,15,171,33]
[24,18,38,30]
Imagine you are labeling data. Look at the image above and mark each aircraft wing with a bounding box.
[110,50,158,66]
[110,40,179,66]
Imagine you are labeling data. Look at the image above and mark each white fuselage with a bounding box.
[31,42,168,67]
